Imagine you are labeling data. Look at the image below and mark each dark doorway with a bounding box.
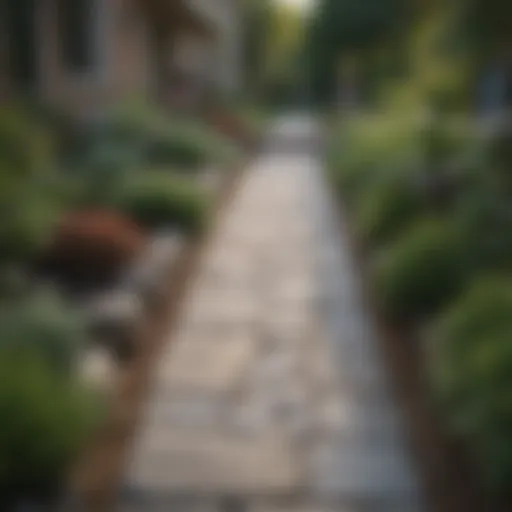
[5,0,38,91]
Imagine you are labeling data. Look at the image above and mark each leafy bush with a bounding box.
[0,107,61,265]
[0,192,59,265]
[115,174,208,234]
[98,103,240,170]
[42,210,146,284]
[421,113,461,168]
[146,134,206,169]
[429,278,512,493]
[0,105,54,176]
[148,121,240,169]
[454,189,512,272]
[0,354,98,506]
[375,219,467,320]
[0,289,88,375]
[328,114,422,205]
[356,174,423,246]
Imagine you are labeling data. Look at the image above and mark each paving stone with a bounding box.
[118,496,219,512]
[127,432,301,495]
[310,439,420,500]
[142,396,222,431]
[249,505,351,512]
[154,336,254,396]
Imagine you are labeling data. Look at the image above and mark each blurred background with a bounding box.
[1,0,512,510]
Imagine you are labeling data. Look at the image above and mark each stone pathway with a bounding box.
[119,116,426,511]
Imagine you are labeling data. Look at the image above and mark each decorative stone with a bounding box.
[85,290,143,357]
[80,345,117,394]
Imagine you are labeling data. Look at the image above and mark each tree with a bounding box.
[240,0,274,100]
[304,0,412,104]
[262,1,307,106]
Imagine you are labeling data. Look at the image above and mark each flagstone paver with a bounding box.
[119,116,426,511]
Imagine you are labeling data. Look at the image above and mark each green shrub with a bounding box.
[454,189,512,272]
[102,102,240,170]
[63,121,144,207]
[0,105,54,176]
[0,107,61,266]
[429,278,512,493]
[328,149,379,206]
[421,113,461,168]
[0,289,87,375]
[147,121,240,169]
[0,354,98,506]
[0,192,59,265]
[375,219,467,320]
[327,114,422,206]
[356,174,423,246]
[146,134,206,169]
[115,174,208,233]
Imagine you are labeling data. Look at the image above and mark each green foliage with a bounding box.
[454,187,512,272]
[0,105,54,176]
[146,122,239,170]
[0,107,61,266]
[455,0,512,57]
[328,114,422,204]
[115,174,209,234]
[327,132,375,205]
[66,105,240,208]
[146,135,205,169]
[0,289,87,375]
[242,0,274,100]
[305,0,409,102]
[375,219,467,320]
[0,354,98,505]
[0,191,59,264]
[429,278,512,492]
[356,174,423,246]
[449,129,512,272]
[422,114,461,168]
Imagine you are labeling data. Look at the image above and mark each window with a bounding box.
[57,0,96,72]
[5,0,38,89]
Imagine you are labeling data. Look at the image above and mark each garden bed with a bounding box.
[0,102,262,510]
[326,113,512,512]
[334,199,490,512]
[68,159,250,511]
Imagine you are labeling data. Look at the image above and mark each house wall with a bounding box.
[187,0,242,96]
[1,0,153,119]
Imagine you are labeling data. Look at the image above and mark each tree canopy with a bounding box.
[304,0,410,103]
